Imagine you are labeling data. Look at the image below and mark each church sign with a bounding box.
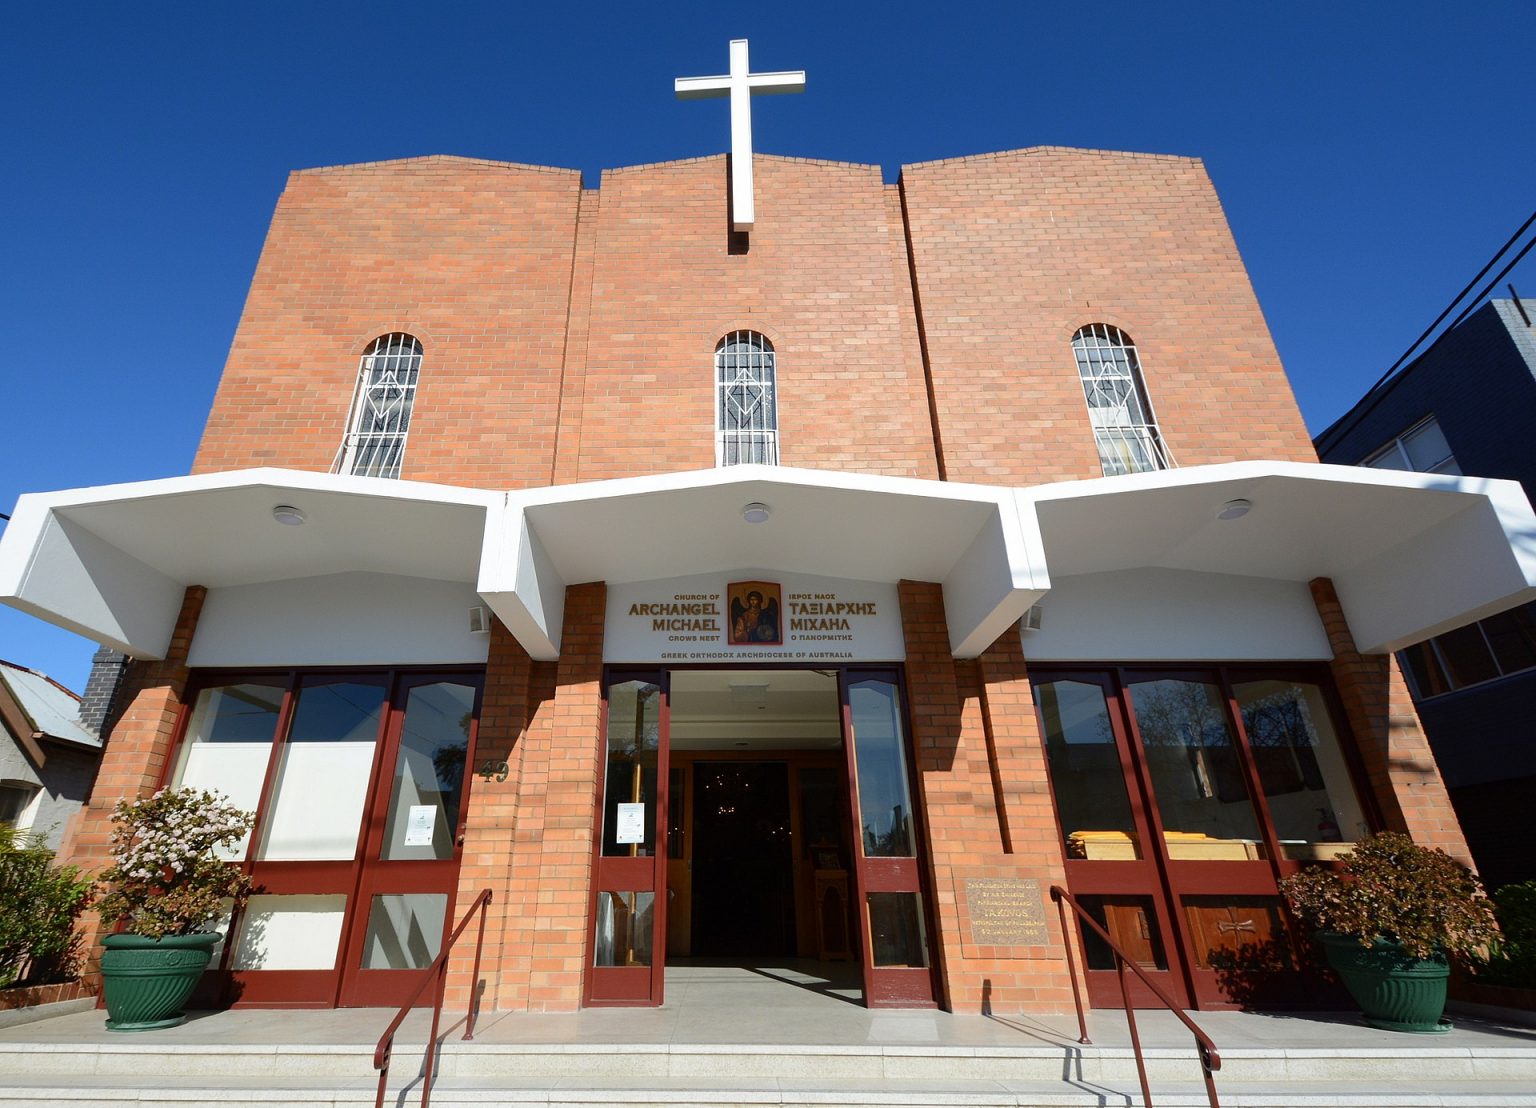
[605,572,903,662]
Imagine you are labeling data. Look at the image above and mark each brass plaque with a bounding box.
[965,877,1048,946]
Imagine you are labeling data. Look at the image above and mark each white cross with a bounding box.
[675,39,805,233]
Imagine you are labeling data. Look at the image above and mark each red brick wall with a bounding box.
[902,147,1317,485]
[1310,577,1472,864]
[463,582,606,1011]
[443,617,536,1011]
[191,147,1318,491]
[569,156,938,482]
[899,582,1075,1014]
[193,157,582,490]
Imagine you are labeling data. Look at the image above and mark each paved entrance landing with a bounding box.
[2,965,1535,1105]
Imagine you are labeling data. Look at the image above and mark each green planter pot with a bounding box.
[99,932,219,1032]
[1317,931,1452,1033]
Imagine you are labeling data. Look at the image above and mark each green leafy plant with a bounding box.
[1478,880,1536,988]
[1279,831,1498,962]
[0,825,94,988]
[95,788,255,940]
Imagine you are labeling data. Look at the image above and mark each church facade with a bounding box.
[6,137,1536,1015]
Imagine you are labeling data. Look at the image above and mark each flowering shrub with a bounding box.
[1279,831,1498,961]
[95,788,255,939]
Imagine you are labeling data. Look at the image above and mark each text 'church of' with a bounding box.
[6,42,1535,1015]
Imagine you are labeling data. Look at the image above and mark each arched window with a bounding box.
[715,331,778,466]
[1071,324,1172,476]
[335,333,423,479]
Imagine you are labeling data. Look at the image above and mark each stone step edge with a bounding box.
[3,1041,1535,1058]
[1,1081,1535,1108]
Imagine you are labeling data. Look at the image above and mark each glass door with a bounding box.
[338,676,482,1006]
[1121,671,1284,1008]
[1036,666,1371,1009]
[1034,672,1184,1007]
[169,671,483,1008]
[231,674,392,1006]
[585,672,668,1005]
[841,670,936,1007]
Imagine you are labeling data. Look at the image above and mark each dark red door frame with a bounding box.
[1035,662,1374,1010]
[157,667,483,1009]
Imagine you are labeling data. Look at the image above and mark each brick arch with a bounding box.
[347,326,437,358]
[703,322,786,354]
[1059,314,1148,346]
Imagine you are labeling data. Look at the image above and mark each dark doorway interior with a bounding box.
[690,761,795,955]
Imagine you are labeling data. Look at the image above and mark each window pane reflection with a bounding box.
[594,891,655,967]
[867,892,928,967]
[1234,680,1367,859]
[171,682,285,860]
[1126,678,1266,860]
[361,894,447,970]
[849,679,915,858]
[1035,680,1141,860]
[380,682,475,861]
[258,682,387,861]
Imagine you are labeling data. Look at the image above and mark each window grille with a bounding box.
[1071,324,1173,476]
[334,334,423,480]
[716,331,778,466]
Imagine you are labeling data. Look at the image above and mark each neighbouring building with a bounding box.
[1315,296,1536,890]
[0,652,120,851]
[4,46,1536,1016]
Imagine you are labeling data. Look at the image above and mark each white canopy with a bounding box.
[4,461,1533,661]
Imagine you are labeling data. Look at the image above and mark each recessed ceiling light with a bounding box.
[272,505,306,526]
[1217,498,1252,521]
[742,501,772,524]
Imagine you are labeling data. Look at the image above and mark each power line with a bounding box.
[1316,208,1536,452]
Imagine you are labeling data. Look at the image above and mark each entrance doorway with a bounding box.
[687,761,795,956]
[586,668,936,1009]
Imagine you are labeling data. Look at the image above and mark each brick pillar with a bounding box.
[59,586,207,953]
[898,582,1074,1014]
[1310,577,1472,864]
[443,618,536,1011]
[488,582,607,1011]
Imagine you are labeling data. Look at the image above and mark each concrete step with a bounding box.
[4,1038,1536,1084]
[1,1074,1536,1108]
[2,1039,1536,1107]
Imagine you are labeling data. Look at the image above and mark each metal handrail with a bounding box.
[374,888,494,1108]
[1049,885,1221,1108]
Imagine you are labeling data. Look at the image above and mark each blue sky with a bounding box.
[3,2,1534,691]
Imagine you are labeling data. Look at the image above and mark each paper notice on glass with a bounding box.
[615,802,647,845]
[404,805,437,846]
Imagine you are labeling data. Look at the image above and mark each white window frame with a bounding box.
[0,781,41,830]
[334,333,423,480]
[715,331,779,466]
[1071,324,1173,476]
[1362,415,1461,475]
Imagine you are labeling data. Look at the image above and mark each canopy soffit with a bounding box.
[3,461,1533,661]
